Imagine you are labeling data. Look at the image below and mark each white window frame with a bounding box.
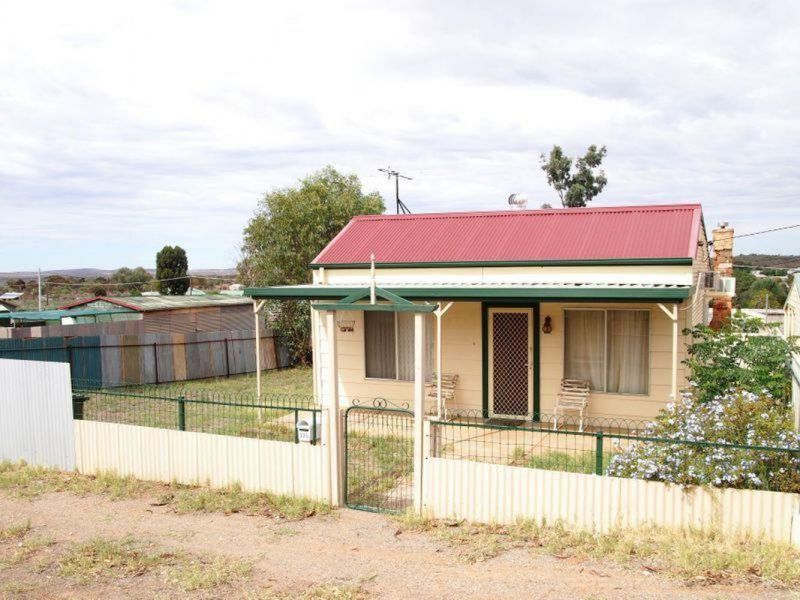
[563,307,651,396]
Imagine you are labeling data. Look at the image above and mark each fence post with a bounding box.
[153,343,159,384]
[595,429,604,475]
[224,337,230,377]
[178,396,186,431]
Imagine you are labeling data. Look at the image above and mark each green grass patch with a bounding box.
[117,366,313,398]
[395,514,800,586]
[76,366,315,441]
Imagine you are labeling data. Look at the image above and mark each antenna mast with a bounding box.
[378,167,412,214]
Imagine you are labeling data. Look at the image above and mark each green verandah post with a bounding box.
[595,429,604,475]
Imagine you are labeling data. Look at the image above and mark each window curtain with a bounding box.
[564,310,605,391]
[365,312,396,378]
[396,312,415,381]
[606,310,649,394]
[396,313,434,382]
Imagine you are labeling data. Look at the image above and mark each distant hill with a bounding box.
[735,254,800,270]
[0,268,237,282]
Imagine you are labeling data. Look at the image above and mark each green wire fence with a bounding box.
[71,379,321,444]
[430,410,800,493]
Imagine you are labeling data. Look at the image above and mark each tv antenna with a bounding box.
[378,167,412,214]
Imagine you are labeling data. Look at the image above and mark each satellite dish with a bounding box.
[508,193,528,209]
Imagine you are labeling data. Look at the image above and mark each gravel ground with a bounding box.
[0,491,793,599]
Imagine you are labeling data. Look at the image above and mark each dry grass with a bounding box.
[58,537,178,583]
[395,513,800,587]
[0,461,331,520]
[58,536,253,591]
[249,579,374,599]
[0,461,151,501]
[166,555,252,591]
[0,519,55,569]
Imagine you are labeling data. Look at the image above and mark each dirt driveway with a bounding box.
[0,491,792,599]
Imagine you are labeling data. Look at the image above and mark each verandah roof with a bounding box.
[244,282,692,302]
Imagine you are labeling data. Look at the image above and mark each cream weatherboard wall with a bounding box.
[311,297,700,421]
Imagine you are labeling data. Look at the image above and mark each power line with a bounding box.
[733,223,800,239]
[35,275,238,288]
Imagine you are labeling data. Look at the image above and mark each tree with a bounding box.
[539,145,608,207]
[239,166,385,364]
[111,267,151,294]
[732,267,756,307]
[744,278,788,309]
[156,246,189,295]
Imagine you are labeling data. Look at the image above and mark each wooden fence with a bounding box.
[0,330,290,387]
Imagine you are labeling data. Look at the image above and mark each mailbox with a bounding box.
[296,413,322,443]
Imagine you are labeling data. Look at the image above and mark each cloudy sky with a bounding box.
[1,1,799,271]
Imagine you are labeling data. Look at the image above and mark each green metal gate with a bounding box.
[344,399,414,513]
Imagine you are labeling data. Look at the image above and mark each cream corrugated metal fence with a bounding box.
[0,358,75,470]
[423,457,800,545]
[75,421,327,500]
[74,419,327,500]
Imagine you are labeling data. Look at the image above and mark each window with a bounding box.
[364,312,433,381]
[564,309,649,395]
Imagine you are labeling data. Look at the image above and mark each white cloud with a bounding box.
[0,0,798,270]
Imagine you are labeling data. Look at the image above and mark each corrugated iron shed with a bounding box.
[312,204,703,266]
[59,295,251,312]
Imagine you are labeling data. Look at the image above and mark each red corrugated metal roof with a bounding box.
[312,204,704,266]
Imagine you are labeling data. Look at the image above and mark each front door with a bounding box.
[488,307,533,417]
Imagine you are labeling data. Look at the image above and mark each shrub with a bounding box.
[606,389,800,493]
[683,313,798,404]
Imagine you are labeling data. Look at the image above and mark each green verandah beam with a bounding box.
[312,302,436,313]
[311,286,434,313]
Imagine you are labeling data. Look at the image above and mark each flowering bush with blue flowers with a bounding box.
[606,389,800,493]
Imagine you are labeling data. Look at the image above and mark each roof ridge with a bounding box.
[351,203,701,221]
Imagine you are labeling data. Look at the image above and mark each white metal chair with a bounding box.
[553,378,590,432]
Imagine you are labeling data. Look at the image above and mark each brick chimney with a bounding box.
[712,222,734,277]
[710,222,734,329]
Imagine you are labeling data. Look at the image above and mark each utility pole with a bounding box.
[37,267,42,310]
[378,167,412,214]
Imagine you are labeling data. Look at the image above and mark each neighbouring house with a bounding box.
[0,299,18,327]
[246,203,736,422]
[785,277,800,429]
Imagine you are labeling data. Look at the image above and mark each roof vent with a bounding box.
[508,193,528,210]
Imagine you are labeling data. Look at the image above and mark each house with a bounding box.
[0,299,18,327]
[247,204,735,423]
[57,295,253,334]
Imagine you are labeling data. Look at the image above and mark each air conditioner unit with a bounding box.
[700,272,736,296]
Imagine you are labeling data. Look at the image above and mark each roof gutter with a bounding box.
[245,286,692,302]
